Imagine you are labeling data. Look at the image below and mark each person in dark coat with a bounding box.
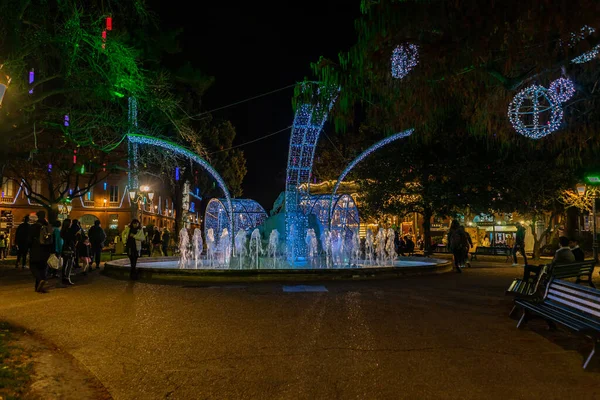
[15,216,30,268]
[60,219,75,285]
[569,238,585,262]
[161,228,170,256]
[28,210,53,293]
[87,220,106,270]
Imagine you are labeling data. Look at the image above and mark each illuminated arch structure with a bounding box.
[205,198,268,245]
[301,194,360,242]
[329,129,414,224]
[285,83,338,262]
[126,134,233,246]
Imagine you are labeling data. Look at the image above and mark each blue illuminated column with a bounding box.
[285,83,338,263]
[127,97,139,192]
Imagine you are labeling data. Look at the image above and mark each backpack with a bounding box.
[39,224,53,246]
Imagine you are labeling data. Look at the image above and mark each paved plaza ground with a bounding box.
[1,260,600,399]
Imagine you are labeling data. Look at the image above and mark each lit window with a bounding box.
[31,179,42,195]
[87,187,94,201]
[109,185,119,203]
[2,178,13,197]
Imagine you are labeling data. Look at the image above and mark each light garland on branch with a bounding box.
[391,44,419,79]
[571,44,600,64]
[549,77,575,103]
[508,84,563,139]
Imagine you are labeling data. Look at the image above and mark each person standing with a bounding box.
[49,221,63,278]
[512,222,528,267]
[60,219,75,285]
[569,238,585,262]
[448,220,467,273]
[15,216,30,268]
[88,220,106,270]
[0,232,6,261]
[161,228,170,256]
[122,219,145,280]
[71,219,82,269]
[28,210,53,293]
[151,228,163,256]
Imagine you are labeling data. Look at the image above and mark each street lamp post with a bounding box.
[129,186,154,224]
[583,177,600,262]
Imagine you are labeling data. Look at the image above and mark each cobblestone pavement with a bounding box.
[1,262,600,399]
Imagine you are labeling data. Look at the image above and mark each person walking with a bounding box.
[447,220,467,273]
[512,222,528,267]
[28,210,53,293]
[122,219,145,280]
[60,219,75,285]
[77,235,92,275]
[88,220,106,270]
[161,227,170,256]
[15,216,30,268]
[151,228,163,256]
[71,219,82,269]
[49,221,63,278]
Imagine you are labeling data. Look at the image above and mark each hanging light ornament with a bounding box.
[391,44,419,79]
[549,77,575,103]
[508,84,563,139]
[571,44,600,64]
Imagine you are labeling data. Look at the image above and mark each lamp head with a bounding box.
[129,189,137,201]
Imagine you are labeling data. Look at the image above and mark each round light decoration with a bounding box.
[391,44,419,79]
[549,77,575,103]
[508,84,563,139]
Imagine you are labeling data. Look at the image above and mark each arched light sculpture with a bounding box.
[205,198,268,244]
[508,84,563,139]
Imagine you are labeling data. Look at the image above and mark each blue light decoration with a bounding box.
[508,84,563,139]
[47,163,52,172]
[571,44,600,64]
[28,68,34,94]
[391,44,419,79]
[175,167,180,181]
[549,77,575,103]
[126,134,234,249]
[301,194,360,245]
[205,198,268,248]
[64,114,69,127]
[285,82,338,263]
[328,129,414,222]
[103,182,107,191]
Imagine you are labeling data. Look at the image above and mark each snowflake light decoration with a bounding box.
[549,77,575,103]
[391,44,419,79]
[508,85,563,139]
[571,44,600,64]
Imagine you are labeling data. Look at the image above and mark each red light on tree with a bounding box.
[73,149,77,164]
[106,17,112,31]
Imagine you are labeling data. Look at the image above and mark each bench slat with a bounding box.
[547,292,600,318]
[544,301,600,331]
[515,300,587,331]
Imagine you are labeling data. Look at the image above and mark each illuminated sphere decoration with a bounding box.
[391,44,419,79]
[508,84,563,140]
[549,77,575,103]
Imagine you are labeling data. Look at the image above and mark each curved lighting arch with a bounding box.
[328,129,414,224]
[126,134,233,234]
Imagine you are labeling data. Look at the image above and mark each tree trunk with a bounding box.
[47,204,59,225]
[529,213,555,260]
[422,207,433,255]
[565,207,578,239]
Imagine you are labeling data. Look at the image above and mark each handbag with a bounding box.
[47,253,60,270]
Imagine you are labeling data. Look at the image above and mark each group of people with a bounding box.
[11,212,107,293]
[518,235,584,282]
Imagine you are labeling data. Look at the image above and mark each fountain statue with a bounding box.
[192,228,203,269]
[386,228,397,265]
[267,229,280,268]
[376,228,386,266]
[219,228,231,266]
[178,227,190,269]
[206,228,216,267]
[320,228,332,268]
[249,228,262,269]
[365,229,374,265]
[234,229,248,269]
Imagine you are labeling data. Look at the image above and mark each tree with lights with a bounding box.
[306,0,600,256]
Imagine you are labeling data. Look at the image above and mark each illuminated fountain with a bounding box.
[234,229,248,269]
[193,228,203,270]
[249,228,262,269]
[267,229,280,268]
[178,227,190,269]
[206,228,216,267]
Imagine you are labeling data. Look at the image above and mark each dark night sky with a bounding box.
[149,1,360,210]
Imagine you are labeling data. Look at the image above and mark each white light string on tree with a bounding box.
[391,44,419,79]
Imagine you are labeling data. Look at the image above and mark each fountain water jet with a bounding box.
[386,228,397,265]
[234,229,248,269]
[321,229,332,268]
[267,229,280,268]
[192,228,203,269]
[206,228,216,267]
[249,228,262,269]
[219,228,231,266]
[178,227,190,269]
[365,229,374,265]
[305,229,318,267]
[376,228,386,266]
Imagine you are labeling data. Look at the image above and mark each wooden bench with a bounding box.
[506,260,596,297]
[470,246,512,262]
[513,278,600,369]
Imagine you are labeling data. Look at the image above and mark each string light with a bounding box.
[508,84,563,139]
[127,133,233,244]
[175,167,180,181]
[64,114,69,126]
[205,199,267,244]
[101,30,107,50]
[329,129,414,221]
[549,77,575,103]
[391,44,419,79]
[285,83,338,263]
[571,44,600,64]
[28,68,34,94]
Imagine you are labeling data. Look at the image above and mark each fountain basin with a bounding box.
[103,256,452,282]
